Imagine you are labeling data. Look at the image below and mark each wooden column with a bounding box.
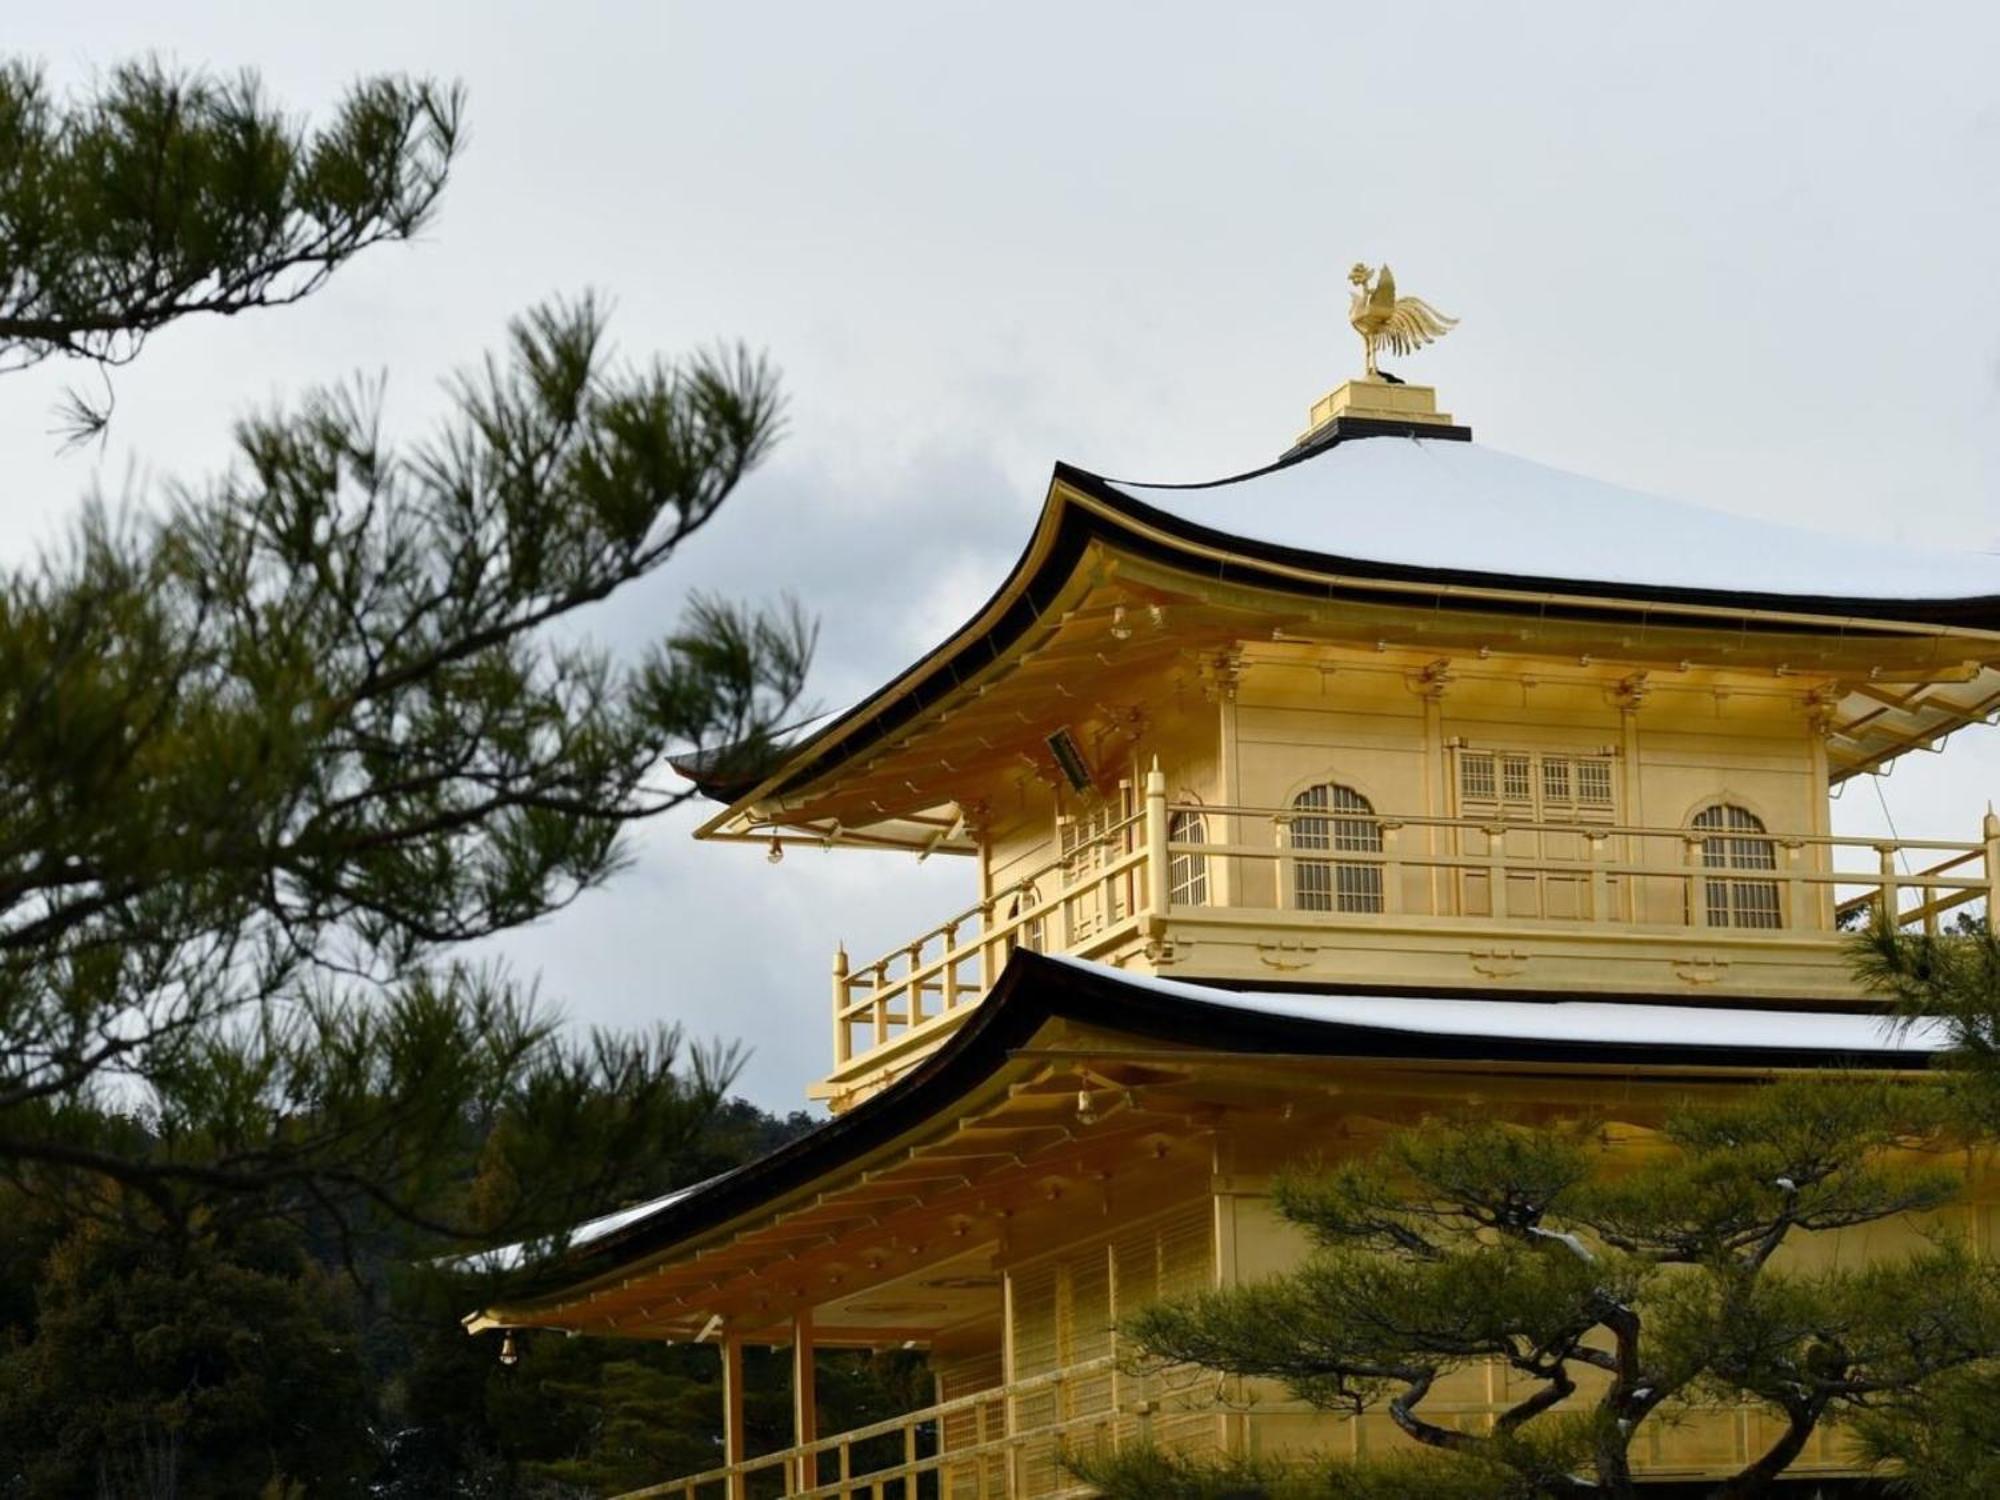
[721,1331,747,1500]
[831,944,850,1068]
[1808,727,1836,928]
[1144,758,1169,930]
[1422,693,1446,915]
[1620,700,1644,922]
[792,1312,818,1494]
[1216,682,1240,908]
[1985,806,2000,918]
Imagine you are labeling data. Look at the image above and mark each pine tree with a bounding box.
[0,60,812,1275]
[1076,1078,1999,1500]
[1836,916,2000,1494]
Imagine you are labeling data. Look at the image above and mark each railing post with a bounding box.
[873,962,890,1048]
[1785,841,1812,931]
[906,942,924,1026]
[1274,813,1292,911]
[1879,844,1902,930]
[1587,832,1610,922]
[903,1422,918,1500]
[941,921,961,1012]
[1488,825,1510,920]
[1005,1376,1023,1498]
[1686,835,1709,928]
[1985,807,2000,923]
[831,944,850,1068]
[1145,758,1170,930]
[1380,822,1403,914]
[792,1312,817,1496]
[722,1332,748,1500]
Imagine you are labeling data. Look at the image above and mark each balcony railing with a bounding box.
[821,767,2000,1095]
[612,1344,1877,1497]
[827,811,1149,1083]
[616,1355,1131,1500]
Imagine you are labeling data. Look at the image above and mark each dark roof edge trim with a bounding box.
[741,468,1991,805]
[495,954,1935,1305]
[1057,460,2000,631]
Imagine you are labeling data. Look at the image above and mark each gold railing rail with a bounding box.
[829,811,1147,1077]
[612,1341,1863,1498]
[1174,802,1994,933]
[616,1355,1124,1500]
[824,767,1998,1090]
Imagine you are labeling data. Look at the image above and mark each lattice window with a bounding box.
[1167,810,1208,906]
[1460,748,1617,821]
[1460,751,1497,801]
[1575,759,1614,808]
[1061,786,1134,868]
[1057,786,1134,940]
[1694,803,1782,929]
[1542,758,1570,804]
[1291,783,1383,913]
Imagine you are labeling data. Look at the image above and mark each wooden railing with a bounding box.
[611,1342,1876,1498]
[1177,804,1998,934]
[823,768,1999,1090]
[615,1356,1127,1500]
[829,811,1149,1078]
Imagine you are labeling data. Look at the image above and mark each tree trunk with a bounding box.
[1591,1436,1640,1500]
[1710,1403,1820,1500]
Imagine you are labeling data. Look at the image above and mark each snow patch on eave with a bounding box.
[455,1173,728,1275]
[1045,954,1949,1055]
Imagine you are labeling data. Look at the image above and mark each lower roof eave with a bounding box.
[468,953,1944,1327]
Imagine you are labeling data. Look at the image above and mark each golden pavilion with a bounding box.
[467,296,2000,1496]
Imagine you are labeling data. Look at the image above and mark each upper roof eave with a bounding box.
[694,446,2000,836]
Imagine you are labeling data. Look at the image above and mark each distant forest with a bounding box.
[0,1095,926,1497]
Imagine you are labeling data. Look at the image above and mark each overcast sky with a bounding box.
[7,3,2000,1108]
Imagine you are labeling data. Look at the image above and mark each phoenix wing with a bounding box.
[1379,295,1458,357]
[1369,265,1399,318]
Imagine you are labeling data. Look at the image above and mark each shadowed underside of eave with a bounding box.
[468,952,1936,1338]
[691,468,2000,850]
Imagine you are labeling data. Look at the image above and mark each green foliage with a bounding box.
[0,47,833,1496]
[1834,917,2000,1490]
[0,285,811,1253]
[1852,915,2000,1126]
[0,59,460,437]
[1106,1079,1991,1500]
[0,1214,372,1496]
[1070,1437,1557,1500]
[1850,1364,2000,1498]
[0,1097,914,1498]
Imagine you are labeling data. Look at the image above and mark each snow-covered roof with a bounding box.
[1104,438,2000,604]
[468,951,1947,1327]
[460,1173,727,1274]
[1045,955,1950,1056]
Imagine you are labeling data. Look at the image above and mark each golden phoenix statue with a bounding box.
[1348,263,1457,380]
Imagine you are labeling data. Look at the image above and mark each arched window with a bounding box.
[1168,809,1209,907]
[1693,804,1781,929]
[1292,783,1383,913]
[1007,885,1045,954]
